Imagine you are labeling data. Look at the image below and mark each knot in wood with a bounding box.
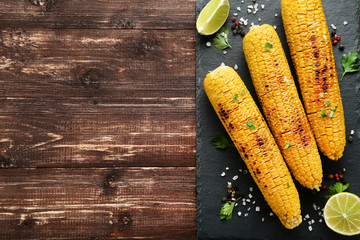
[28,0,56,10]
[80,69,103,89]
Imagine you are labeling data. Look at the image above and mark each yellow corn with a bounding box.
[204,66,302,229]
[281,0,346,160]
[243,24,322,190]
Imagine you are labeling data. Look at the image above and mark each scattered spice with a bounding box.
[339,44,345,51]
[232,17,236,22]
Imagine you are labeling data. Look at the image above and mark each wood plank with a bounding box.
[0,167,196,239]
[0,29,196,168]
[0,0,196,30]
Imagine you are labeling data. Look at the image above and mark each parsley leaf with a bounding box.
[265,42,273,50]
[287,182,290,188]
[233,93,239,103]
[325,182,350,199]
[213,27,231,50]
[329,106,338,118]
[325,101,332,107]
[246,120,255,130]
[211,134,234,150]
[220,198,240,221]
[320,109,329,119]
[341,50,360,81]
[240,89,246,95]
[284,141,290,149]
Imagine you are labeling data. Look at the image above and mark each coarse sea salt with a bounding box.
[234,64,238,70]
[255,206,260,212]
[261,4,265,9]
[308,226,313,232]
[206,42,211,47]
[225,167,229,170]
[344,21,348,26]
[238,211,242,216]
[232,175,238,180]
[220,172,225,177]
[237,7,241,12]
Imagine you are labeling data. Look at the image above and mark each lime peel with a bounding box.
[196,0,230,36]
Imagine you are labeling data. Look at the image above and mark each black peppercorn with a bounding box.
[339,45,345,51]
[240,31,245,37]
[222,197,227,203]
[252,0,256,3]
[331,30,336,37]
[231,24,236,30]
[348,135,353,143]
[233,30,237,35]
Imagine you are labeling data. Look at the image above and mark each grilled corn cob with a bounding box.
[281,0,346,160]
[243,24,323,190]
[204,66,302,229]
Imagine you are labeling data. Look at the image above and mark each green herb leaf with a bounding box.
[325,101,332,107]
[325,182,350,199]
[240,89,246,95]
[265,42,273,50]
[233,93,239,103]
[320,109,329,119]
[284,141,290,149]
[341,50,360,81]
[329,106,338,118]
[220,198,240,221]
[211,134,234,150]
[287,182,290,188]
[213,27,231,50]
[246,120,255,130]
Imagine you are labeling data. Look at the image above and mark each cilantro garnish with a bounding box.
[325,182,350,199]
[341,50,360,81]
[240,89,246,95]
[329,106,338,118]
[213,27,231,50]
[265,42,273,50]
[287,182,290,188]
[320,109,329,119]
[325,101,332,107]
[220,198,241,221]
[211,134,234,150]
[233,93,239,103]
[246,120,255,130]
[284,141,290,149]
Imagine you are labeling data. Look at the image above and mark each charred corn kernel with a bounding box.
[281,0,346,160]
[204,66,302,229]
[243,24,323,190]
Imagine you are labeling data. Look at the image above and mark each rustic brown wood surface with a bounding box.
[0,0,197,239]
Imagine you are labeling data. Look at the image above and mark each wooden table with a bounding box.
[0,1,196,239]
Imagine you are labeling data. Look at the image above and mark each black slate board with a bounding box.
[196,0,360,239]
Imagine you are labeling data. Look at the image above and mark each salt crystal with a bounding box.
[313,203,317,210]
[252,201,256,204]
[234,64,238,70]
[233,13,238,16]
[256,206,260,212]
[227,181,232,186]
[248,194,253,199]
[308,220,312,225]
[247,207,251,211]
[225,167,229,170]
[275,13,278,17]
[351,130,354,135]
[261,218,265,222]
[249,187,253,192]
[258,18,261,22]
[247,9,252,13]
[238,211,242,216]
[220,172,225,177]
[246,199,251,202]
[232,175,239,181]
[261,4,265,9]
[237,7,241,11]
[251,22,254,26]
[248,5,254,9]
[305,214,309,219]
[235,203,238,207]
[319,219,323,223]
[308,226,313,232]
[311,219,315,224]
[221,63,225,67]
[244,213,248,217]
[318,212,322,216]
[344,21,348,26]
[273,25,277,30]
[242,202,246,206]
[241,0,244,3]
[206,42,211,47]
[317,206,321,210]
[269,212,274,216]
[331,24,337,29]
[244,170,248,173]
[253,10,257,15]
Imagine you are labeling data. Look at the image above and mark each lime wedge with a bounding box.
[196,0,230,35]
[324,192,360,236]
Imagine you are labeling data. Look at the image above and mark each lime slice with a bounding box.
[196,0,230,35]
[324,192,360,236]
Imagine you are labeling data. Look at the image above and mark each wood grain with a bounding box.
[0,0,195,30]
[0,167,196,239]
[0,29,196,168]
